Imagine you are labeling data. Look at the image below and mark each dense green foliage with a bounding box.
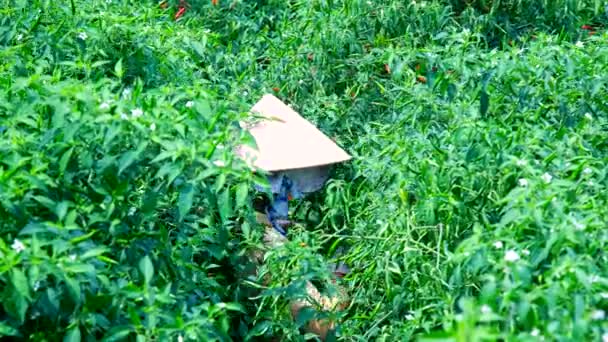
[1,0,607,341]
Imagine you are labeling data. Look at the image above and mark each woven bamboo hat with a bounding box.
[236,94,351,172]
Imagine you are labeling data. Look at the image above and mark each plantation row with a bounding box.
[1,0,607,341]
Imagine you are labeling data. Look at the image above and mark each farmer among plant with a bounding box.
[237,94,352,340]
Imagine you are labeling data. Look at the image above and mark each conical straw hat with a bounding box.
[236,94,351,172]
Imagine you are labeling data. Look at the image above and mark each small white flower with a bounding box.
[573,219,585,231]
[11,239,25,253]
[299,79,305,84]
[16,34,23,41]
[106,0,112,3]
[493,241,503,249]
[405,313,415,321]
[541,173,552,184]
[583,167,593,175]
[516,159,527,166]
[78,32,88,40]
[69,254,77,261]
[575,41,584,48]
[522,249,530,256]
[419,1,426,7]
[185,101,194,108]
[128,207,136,216]
[589,180,595,186]
[120,113,129,120]
[33,281,41,291]
[504,250,520,262]
[242,91,249,97]
[600,293,608,299]
[590,275,600,283]
[518,178,529,187]
[480,304,492,314]
[131,108,143,118]
[603,333,608,342]
[531,328,540,337]
[178,335,184,342]
[99,102,110,110]
[122,87,132,99]
[592,310,606,320]
[367,0,372,4]
[585,113,593,120]
[150,123,156,131]
[463,252,470,257]
[250,77,256,83]
[462,28,471,36]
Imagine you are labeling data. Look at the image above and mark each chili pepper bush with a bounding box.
[1,0,607,341]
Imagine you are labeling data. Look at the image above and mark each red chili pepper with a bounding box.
[416,75,427,84]
[582,25,593,30]
[174,6,186,20]
[212,0,218,5]
[272,87,280,92]
[384,63,391,74]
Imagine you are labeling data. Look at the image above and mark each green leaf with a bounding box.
[6,294,28,324]
[63,326,81,342]
[480,90,489,117]
[55,201,69,221]
[65,277,81,303]
[101,326,132,342]
[0,321,21,337]
[178,183,194,221]
[80,247,109,260]
[235,183,248,208]
[295,306,317,327]
[247,321,272,338]
[59,147,74,174]
[11,269,30,300]
[115,58,124,78]
[191,41,206,58]
[64,264,95,274]
[218,189,232,224]
[217,302,244,312]
[241,221,251,238]
[139,256,154,285]
[118,142,148,175]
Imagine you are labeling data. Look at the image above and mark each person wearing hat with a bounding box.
[237,94,351,340]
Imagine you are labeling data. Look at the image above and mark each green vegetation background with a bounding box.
[1,0,607,341]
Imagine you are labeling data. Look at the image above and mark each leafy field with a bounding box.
[1,0,607,341]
